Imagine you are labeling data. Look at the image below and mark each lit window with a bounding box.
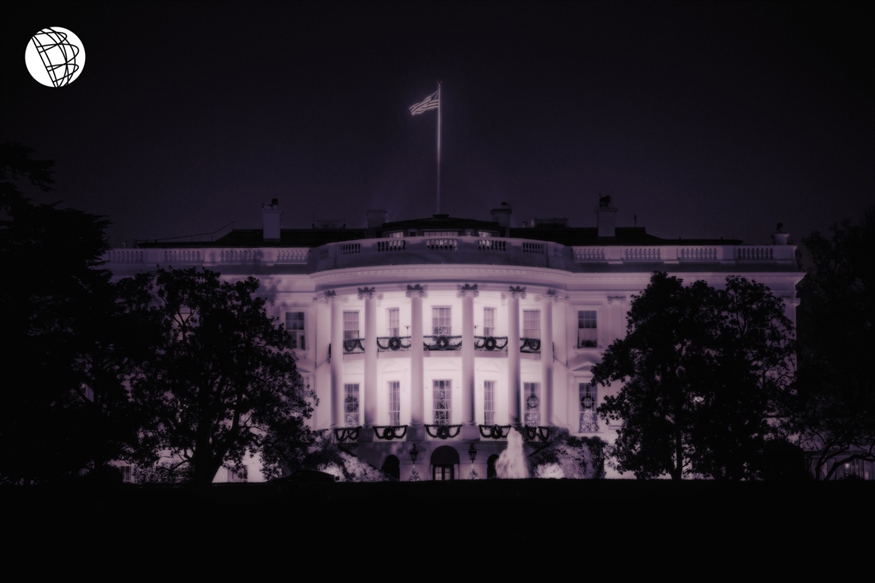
[345,383,360,427]
[523,310,540,339]
[385,231,404,238]
[483,307,496,337]
[578,310,597,348]
[423,230,458,236]
[433,306,451,335]
[286,311,305,350]
[484,381,495,425]
[387,308,400,337]
[579,383,598,432]
[433,380,451,425]
[343,311,359,340]
[524,382,540,426]
[388,381,400,426]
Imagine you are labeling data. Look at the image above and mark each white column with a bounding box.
[327,291,344,428]
[407,285,426,440]
[541,290,556,427]
[507,286,525,427]
[460,284,478,439]
[361,287,377,436]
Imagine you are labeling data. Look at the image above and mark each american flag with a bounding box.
[409,89,439,115]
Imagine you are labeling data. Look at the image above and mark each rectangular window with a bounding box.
[433,380,452,425]
[286,311,305,350]
[387,308,400,337]
[579,383,598,432]
[484,381,495,426]
[483,307,496,337]
[344,383,360,427]
[388,381,400,426]
[423,230,458,236]
[524,382,540,426]
[432,306,451,335]
[578,310,597,348]
[523,310,540,339]
[343,311,360,340]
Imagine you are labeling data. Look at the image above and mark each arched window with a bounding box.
[430,445,460,481]
[381,455,400,480]
[487,454,499,479]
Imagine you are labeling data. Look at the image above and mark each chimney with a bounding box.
[595,195,617,239]
[772,223,789,245]
[491,202,512,233]
[262,198,282,242]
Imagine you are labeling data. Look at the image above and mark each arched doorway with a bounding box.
[487,454,499,479]
[381,455,400,480]
[430,445,460,481]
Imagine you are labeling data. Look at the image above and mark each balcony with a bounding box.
[376,336,412,352]
[105,237,797,276]
[342,338,365,354]
[520,338,541,354]
[424,335,462,351]
[474,336,508,351]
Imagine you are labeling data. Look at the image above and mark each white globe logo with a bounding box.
[25,27,86,87]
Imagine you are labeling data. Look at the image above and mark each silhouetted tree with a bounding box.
[593,272,795,480]
[796,210,875,479]
[0,143,134,483]
[125,267,314,486]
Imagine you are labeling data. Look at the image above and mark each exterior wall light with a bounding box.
[468,442,477,462]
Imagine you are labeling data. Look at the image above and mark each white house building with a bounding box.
[106,198,804,481]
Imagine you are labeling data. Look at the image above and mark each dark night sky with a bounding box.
[2,1,872,248]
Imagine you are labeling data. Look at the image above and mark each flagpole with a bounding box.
[436,82,441,215]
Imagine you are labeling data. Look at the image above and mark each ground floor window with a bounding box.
[484,380,496,425]
[433,379,451,425]
[524,382,540,426]
[579,382,598,432]
[345,383,360,426]
[388,381,400,425]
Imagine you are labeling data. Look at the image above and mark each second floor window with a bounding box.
[523,310,540,339]
[286,311,305,350]
[578,310,597,348]
[387,308,400,337]
[343,311,359,340]
[433,306,451,335]
[483,307,496,336]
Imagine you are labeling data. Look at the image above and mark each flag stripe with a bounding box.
[409,90,439,115]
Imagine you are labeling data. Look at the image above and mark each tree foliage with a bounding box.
[125,267,315,485]
[0,143,134,483]
[529,428,606,479]
[796,209,875,479]
[592,272,796,480]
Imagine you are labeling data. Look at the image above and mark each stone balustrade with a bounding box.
[103,238,796,272]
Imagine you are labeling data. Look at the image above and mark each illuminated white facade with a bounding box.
[107,201,803,480]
